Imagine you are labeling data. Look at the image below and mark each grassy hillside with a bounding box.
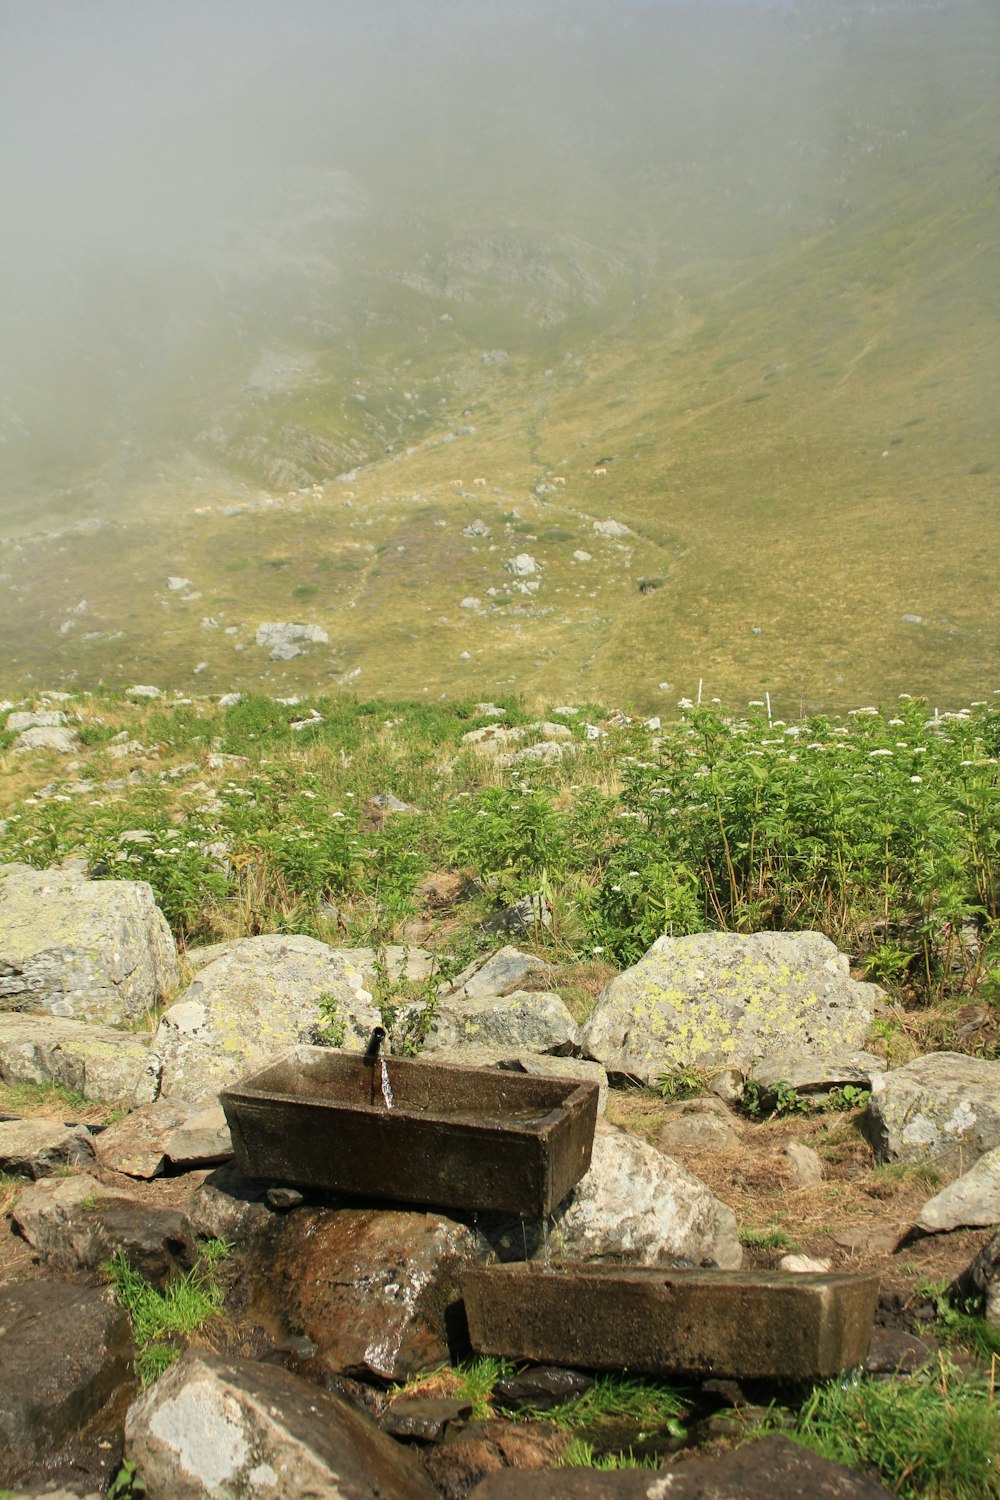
[0,1,996,715]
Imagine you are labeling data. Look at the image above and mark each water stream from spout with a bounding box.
[378,1056,394,1109]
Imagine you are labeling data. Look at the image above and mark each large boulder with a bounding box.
[152,935,380,1101]
[865,1053,1000,1178]
[125,1349,437,1500]
[0,1282,134,1487]
[481,1119,742,1270]
[581,931,881,1086]
[0,863,179,1026]
[0,1012,159,1106]
[255,1206,487,1382]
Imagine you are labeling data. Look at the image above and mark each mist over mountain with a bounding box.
[0,0,997,711]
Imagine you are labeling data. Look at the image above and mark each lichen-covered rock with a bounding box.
[12,726,80,754]
[481,1119,742,1270]
[125,1349,436,1500]
[0,863,179,1026]
[152,934,380,1101]
[581,931,881,1086]
[865,1053,1000,1178]
[0,1012,159,1106]
[424,991,580,1057]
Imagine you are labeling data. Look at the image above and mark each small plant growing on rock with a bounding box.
[313,991,347,1048]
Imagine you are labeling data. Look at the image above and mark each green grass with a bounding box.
[792,1361,1000,1500]
[739,1226,799,1253]
[106,1240,229,1386]
[523,1372,688,1436]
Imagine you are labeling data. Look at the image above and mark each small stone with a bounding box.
[780,1254,832,1274]
[267,1186,305,1211]
[492,1367,593,1413]
[380,1397,473,1443]
[784,1141,824,1188]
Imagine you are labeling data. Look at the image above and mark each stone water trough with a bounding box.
[463,1264,880,1381]
[220,1044,600,1218]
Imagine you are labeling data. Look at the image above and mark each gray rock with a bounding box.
[13,1174,196,1286]
[750,1049,886,1098]
[505,554,537,577]
[0,1012,159,1106]
[256,1206,488,1384]
[916,1147,1000,1232]
[268,641,301,661]
[125,1349,437,1500]
[254,621,329,649]
[329,945,434,987]
[481,1119,742,1270]
[152,935,380,1101]
[0,863,179,1026]
[581,931,881,1087]
[784,1141,825,1188]
[94,1099,232,1178]
[865,1052,1000,1177]
[654,1098,741,1155]
[0,1118,94,1178]
[186,1162,271,1244]
[781,1254,833,1274]
[592,518,633,538]
[125,685,161,699]
[5,710,67,732]
[460,724,527,754]
[444,945,550,1000]
[502,741,567,767]
[481,894,553,937]
[0,1282,134,1481]
[425,991,580,1057]
[12,727,79,754]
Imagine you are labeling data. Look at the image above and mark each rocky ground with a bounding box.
[0,859,998,1497]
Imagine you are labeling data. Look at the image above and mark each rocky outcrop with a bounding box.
[0,1117,95,1179]
[0,863,179,1026]
[13,1174,196,1286]
[581,931,881,1086]
[152,934,380,1101]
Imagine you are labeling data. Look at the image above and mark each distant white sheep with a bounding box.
[473,477,487,487]
[552,475,566,485]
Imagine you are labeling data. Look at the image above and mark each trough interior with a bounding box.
[231,1045,585,1126]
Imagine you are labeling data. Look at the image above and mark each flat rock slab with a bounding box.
[0,1012,159,1106]
[0,1117,94,1178]
[463,1265,879,1380]
[750,1049,886,1097]
[425,991,581,1056]
[866,1052,1000,1178]
[125,1349,437,1500]
[468,1434,893,1497]
[0,1281,134,1481]
[94,1099,232,1178]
